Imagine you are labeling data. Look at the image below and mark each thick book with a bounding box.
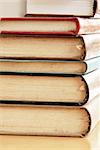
[0,69,99,106]
[26,0,97,17]
[0,57,99,75]
[0,122,100,149]
[0,17,100,35]
[0,34,100,61]
[0,95,99,137]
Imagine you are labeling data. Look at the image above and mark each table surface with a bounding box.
[0,121,100,150]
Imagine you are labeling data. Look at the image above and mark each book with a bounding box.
[0,17,100,35]
[26,0,97,17]
[0,17,80,35]
[0,34,100,61]
[0,59,87,75]
[0,74,88,106]
[0,57,99,75]
[0,121,100,149]
[0,95,99,137]
[0,69,99,106]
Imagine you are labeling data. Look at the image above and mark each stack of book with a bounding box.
[0,0,100,137]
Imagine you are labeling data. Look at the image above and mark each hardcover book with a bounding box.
[0,69,99,106]
[0,57,99,75]
[0,17,100,35]
[0,34,100,61]
[26,0,97,17]
[0,94,99,137]
[0,122,100,150]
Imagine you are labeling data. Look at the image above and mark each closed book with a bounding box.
[0,17,80,35]
[0,34,100,61]
[0,69,99,106]
[0,95,99,137]
[0,57,99,75]
[26,0,97,17]
[0,17,100,35]
[0,122,100,150]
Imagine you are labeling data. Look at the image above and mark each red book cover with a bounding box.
[0,17,80,35]
[0,17,100,35]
